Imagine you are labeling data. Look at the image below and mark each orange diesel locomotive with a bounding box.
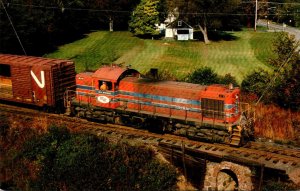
[67,65,251,146]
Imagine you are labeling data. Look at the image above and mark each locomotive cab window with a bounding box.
[99,80,112,91]
[0,64,11,77]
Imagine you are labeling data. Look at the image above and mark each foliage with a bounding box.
[241,69,271,103]
[0,0,139,55]
[269,33,300,109]
[1,124,178,190]
[187,67,219,85]
[166,0,242,43]
[129,0,166,38]
[262,180,299,191]
[144,69,177,81]
[87,0,140,31]
[269,32,300,69]
[0,114,9,137]
[218,73,238,87]
[0,0,92,55]
[264,0,300,27]
[187,67,238,86]
[241,32,300,110]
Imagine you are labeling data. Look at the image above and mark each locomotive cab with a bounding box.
[200,84,241,124]
[73,65,139,110]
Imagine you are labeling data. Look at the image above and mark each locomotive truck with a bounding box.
[0,54,253,146]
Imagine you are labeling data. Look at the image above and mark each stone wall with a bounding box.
[203,161,254,191]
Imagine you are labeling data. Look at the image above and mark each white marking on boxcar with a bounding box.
[31,70,45,89]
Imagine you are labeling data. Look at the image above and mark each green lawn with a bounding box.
[45,29,276,83]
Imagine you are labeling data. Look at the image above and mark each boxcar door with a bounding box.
[11,65,32,102]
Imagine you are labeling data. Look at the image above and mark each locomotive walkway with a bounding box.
[1,103,300,190]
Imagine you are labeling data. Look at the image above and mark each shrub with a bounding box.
[218,73,238,87]
[4,125,178,191]
[241,69,272,103]
[144,69,177,81]
[187,67,219,85]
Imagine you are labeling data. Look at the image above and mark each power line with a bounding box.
[242,1,300,6]
[2,2,300,17]
[3,3,131,13]
[0,0,27,55]
[262,1,300,5]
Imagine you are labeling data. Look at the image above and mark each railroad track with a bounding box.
[1,103,300,174]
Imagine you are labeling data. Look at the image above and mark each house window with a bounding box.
[0,64,11,77]
[177,29,189,34]
[178,21,182,27]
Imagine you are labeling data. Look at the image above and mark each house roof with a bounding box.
[166,20,193,29]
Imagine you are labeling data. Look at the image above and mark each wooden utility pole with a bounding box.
[255,0,258,31]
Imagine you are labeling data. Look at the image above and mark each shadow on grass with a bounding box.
[194,30,239,42]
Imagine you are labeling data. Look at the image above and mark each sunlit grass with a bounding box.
[45,29,276,83]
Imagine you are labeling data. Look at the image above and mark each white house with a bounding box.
[165,20,193,40]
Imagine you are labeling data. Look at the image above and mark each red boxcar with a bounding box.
[0,54,76,110]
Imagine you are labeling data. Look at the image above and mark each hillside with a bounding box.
[45,29,275,83]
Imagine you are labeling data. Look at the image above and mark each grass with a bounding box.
[254,104,299,144]
[45,29,276,83]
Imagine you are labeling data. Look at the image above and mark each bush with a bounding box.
[241,69,272,103]
[4,125,178,191]
[187,67,219,85]
[144,69,177,81]
[0,114,9,138]
[262,180,298,191]
[218,73,238,87]
[187,67,238,87]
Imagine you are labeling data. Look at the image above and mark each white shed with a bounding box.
[165,20,193,40]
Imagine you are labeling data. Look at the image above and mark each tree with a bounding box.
[90,0,140,31]
[269,32,300,70]
[187,66,219,85]
[269,32,300,109]
[218,73,238,87]
[4,125,178,190]
[187,67,239,86]
[0,0,90,55]
[129,0,166,38]
[241,69,271,103]
[167,0,241,44]
[241,32,300,109]
[266,0,300,27]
